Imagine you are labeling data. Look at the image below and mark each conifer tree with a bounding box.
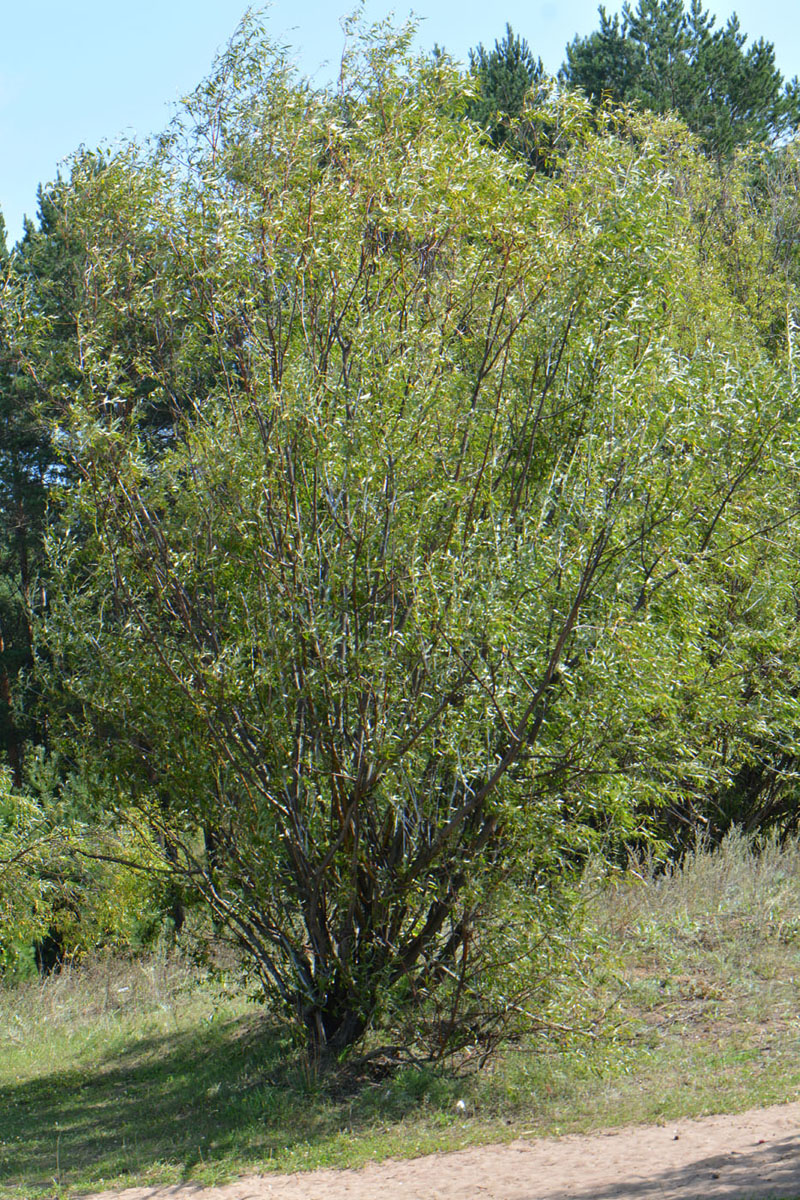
[563,0,800,158]
[467,24,550,166]
[0,205,58,785]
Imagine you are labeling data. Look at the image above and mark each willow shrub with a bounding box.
[10,17,800,1050]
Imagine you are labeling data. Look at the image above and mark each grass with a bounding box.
[3,829,800,1198]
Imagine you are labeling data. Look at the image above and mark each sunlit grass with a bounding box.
[4,831,800,1198]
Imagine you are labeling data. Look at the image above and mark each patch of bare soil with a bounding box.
[81,1100,800,1200]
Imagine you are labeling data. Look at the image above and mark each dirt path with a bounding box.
[82,1101,800,1200]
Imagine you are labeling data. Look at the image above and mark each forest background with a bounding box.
[4,0,800,1066]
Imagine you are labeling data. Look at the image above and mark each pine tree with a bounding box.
[0,187,86,784]
[563,0,800,159]
[0,235,43,784]
[467,24,550,166]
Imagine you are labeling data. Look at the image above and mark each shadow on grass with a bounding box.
[0,1012,456,1198]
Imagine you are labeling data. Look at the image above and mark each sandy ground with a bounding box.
[79,1100,800,1200]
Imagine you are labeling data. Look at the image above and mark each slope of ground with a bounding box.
[4,833,800,1199]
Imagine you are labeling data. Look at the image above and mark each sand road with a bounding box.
[81,1100,800,1200]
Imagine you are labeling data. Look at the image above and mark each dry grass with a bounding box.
[4,831,800,1198]
[5,949,198,1032]
[588,830,800,1036]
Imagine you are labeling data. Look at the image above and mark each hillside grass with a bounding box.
[3,830,800,1198]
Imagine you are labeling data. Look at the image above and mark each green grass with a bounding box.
[4,830,800,1198]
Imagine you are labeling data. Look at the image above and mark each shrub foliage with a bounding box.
[5,16,800,1049]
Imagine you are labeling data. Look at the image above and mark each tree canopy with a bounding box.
[467,23,546,162]
[3,11,800,1055]
[4,14,800,1051]
[562,0,800,158]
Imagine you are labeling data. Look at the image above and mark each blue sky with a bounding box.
[2,0,798,245]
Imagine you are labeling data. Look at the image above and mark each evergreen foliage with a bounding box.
[563,0,800,158]
[0,196,63,787]
[466,24,560,170]
[468,25,542,137]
